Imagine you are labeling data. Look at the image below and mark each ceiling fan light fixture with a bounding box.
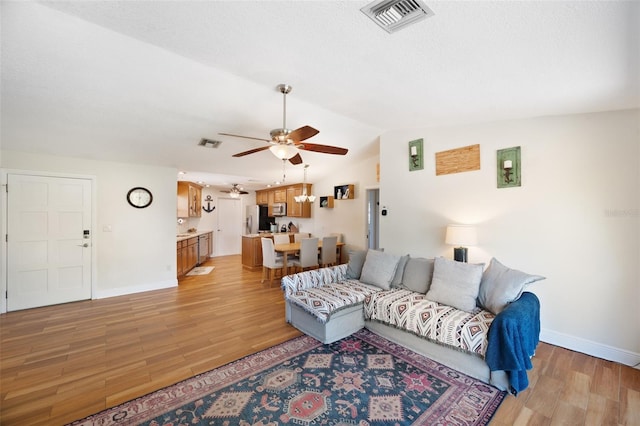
[269,144,299,160]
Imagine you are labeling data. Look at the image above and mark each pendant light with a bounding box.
[294,164,316,203]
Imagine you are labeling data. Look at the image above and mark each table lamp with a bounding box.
[445,225,477,262]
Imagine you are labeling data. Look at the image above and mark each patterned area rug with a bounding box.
[68,329,505,425]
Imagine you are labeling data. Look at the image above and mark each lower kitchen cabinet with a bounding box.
[177,236,200,277]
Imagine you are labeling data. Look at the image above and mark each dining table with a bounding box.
[274,240,345,273]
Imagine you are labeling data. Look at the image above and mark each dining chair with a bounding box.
[289,237,319,273]
[261,238,284,286]
[273,234,290,244]
[329,232,342,263]
[293,233,310,242]
[320,236,338,267]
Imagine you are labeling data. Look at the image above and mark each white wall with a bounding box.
[1,150,178,306]
[379,109,640,365]
[310,154,380,259]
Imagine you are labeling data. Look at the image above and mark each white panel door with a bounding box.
[7,174,92,311]
[216,198,242,256]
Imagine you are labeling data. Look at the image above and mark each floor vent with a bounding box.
[361,0,434,33]
[198,138,222,148]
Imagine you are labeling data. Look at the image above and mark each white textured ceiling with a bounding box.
[1,1,638,191]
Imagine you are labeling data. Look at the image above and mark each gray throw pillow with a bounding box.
[425,257,484,312]
[359,250,401,290]
[391,254,410,288]
[400,257,435,293]
[345,250,367,279]
[478,258,545,314]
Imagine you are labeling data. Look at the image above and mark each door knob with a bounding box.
[77,243,89,248]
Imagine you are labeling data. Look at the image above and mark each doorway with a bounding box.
[366,188,380,250]
[6,173,93,311]
[216,197,242,256]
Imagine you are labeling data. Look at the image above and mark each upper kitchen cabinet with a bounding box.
[286,184,312,218]
[177,181,202,217]
[256,190,269,205]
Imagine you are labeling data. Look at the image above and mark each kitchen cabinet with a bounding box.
[286,184,312,218]
[256,190,269,205]
[177,181,202,217]
[274,188,287,203]
[177,237,199,276]
[177,241,187,276]
[256,183,313,218]
[267,190,275,216]
[186,237,199,272]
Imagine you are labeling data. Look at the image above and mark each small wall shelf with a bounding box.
[334,184,354,200]
[319,196,334,208]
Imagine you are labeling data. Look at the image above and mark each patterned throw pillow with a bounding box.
[425,257,484,312]
[478,257,545,314]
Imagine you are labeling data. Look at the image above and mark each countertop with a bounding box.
[176,229,213,242]
[243,232,298,238]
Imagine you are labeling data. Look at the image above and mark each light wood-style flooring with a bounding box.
[1,255,638,425]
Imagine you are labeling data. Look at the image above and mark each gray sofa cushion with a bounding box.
[400,257,435,293]
[426,257,484,312]
[359,250,400,290]
[345,249,367,279]
[478,257,545,314]
[391,254,410,287]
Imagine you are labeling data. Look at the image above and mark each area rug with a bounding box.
[186,266,215,276]
[68,329,505,425]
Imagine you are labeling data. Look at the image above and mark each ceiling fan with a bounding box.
[220,84,348,165]
[220,184,248,198]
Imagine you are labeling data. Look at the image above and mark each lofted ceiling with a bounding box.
[1,1,638,192]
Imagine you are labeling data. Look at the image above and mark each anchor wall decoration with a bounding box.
[202,195,216,213]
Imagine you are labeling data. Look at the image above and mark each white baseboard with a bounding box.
[94,279,178,300]
[540,328,640,368]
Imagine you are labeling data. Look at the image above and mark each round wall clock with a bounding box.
[127,187,153,208]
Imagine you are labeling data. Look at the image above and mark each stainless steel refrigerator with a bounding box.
[246,205,272,234]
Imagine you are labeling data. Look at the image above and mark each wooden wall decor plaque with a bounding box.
[435,144,481,176]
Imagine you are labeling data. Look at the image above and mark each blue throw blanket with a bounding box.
[485,292,540,395]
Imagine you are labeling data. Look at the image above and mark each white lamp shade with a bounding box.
[269,144,299,160]
[445,225,477,246]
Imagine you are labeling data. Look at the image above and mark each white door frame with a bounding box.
[1,169,97,314]
[365,187,380,250]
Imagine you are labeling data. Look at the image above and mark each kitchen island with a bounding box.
[242,233,299,270]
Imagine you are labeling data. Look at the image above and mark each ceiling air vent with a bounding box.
[361,0,434,34]
[198,138,222,148]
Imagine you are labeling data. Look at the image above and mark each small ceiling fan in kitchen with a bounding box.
[219,84,348,165]
[220,184,248,199]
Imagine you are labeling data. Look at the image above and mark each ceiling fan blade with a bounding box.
[219,132,271,143]
[288,125,319,143]
[298,143,348,155]
[232,146,271,157]
[289,153,303,165]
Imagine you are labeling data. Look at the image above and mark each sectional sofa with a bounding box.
[281,250,544,395]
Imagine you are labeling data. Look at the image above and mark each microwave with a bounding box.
[272,202,287,216]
